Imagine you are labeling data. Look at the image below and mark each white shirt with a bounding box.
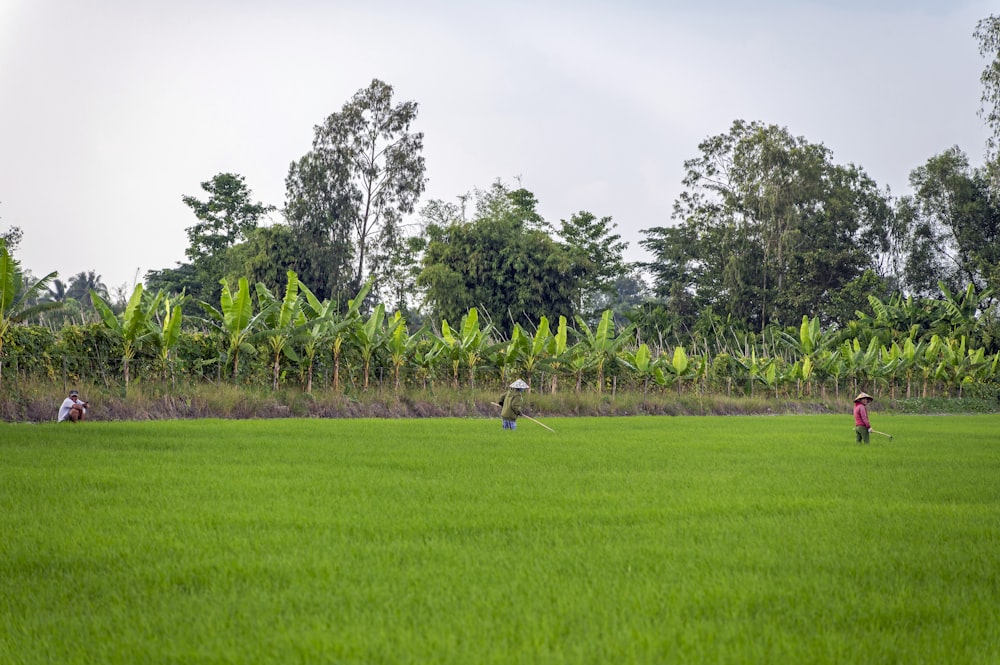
[58,397,81,422]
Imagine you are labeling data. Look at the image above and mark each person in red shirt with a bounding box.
[853,392,874,444]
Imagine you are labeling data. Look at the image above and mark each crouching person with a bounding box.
[58,390,89,423]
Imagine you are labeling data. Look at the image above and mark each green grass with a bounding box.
[2,415,999,664]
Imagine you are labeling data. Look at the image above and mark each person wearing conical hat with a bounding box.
[499,379,529,430]
[853,392,874,444]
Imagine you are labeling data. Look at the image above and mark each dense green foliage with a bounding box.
[2,273,998,404]
[418,184,588,332]
[3,416,998,663]
[896,147,1000,299]
[640,120,895,330]
[286,78,426,306]
[7,21,1000,403]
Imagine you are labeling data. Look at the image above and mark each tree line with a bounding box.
[2,16,1000,398]
[2,252,998,403]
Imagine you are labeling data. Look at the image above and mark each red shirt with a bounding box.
[853,401,870,428]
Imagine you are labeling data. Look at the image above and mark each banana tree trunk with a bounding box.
[333,349,341,392]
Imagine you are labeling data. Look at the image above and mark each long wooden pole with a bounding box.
[491,402,555,432]
[521,414,555,432]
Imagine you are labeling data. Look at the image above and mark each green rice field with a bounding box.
[2,414,999,664]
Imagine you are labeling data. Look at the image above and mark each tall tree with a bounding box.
[306,79,426,301]
[0,201,22,251]
[639,120,894,330]
[222,225,302,298]
[180,173,274,301]
[183,173,275,264]
[1,227,22,252]
[418,182,584,332]
[284,151,356,304]
[144,262,203,313]
[896,147,1000,301]
[974,14,1000,173]
[558,211,629,318]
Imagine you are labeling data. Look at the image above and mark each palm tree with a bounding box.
[67,270,109,305]
[47,279,68,303]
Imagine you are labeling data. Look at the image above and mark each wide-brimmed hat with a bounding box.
[69,390,79,396]
[854,392,874,402]
[510,379,529,390]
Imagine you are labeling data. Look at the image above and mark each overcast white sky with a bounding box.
[0,0,995,293]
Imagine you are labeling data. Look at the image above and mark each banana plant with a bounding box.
[297,278,371,393]
[147,291,185,384]
[986,352,1000,386]
[410,337,442,390]
[920,334,943,397]
[385,311,424,391]
[670,346,690,393]
[435,319,464,389]
[544,315,570,394]
[936,336,988,397]
[254,271,305,391]
[297,283,332,393]
[778,315,834,396]
[762,359,785,398]
[896,337,926,399]
[516,316,552,386]
[436,308,493,388]
[91,284,162,393]
[459,307,493,388]
[566,341,592,393]
[736,349,774,398]
[814,349,844,399]
[936,282,993,344]
[574,309,633,392]
[618,342,664,395]
[0,245,61,386]
[839,337,880,396]
[199,277,263,382]
[490,325,525,388]
[351,302,401,390]
[789,355,813,398]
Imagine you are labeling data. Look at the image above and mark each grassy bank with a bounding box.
[2,415,999,663]
[3,380,997,422]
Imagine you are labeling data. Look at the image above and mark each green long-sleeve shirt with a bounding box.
[500,389,523,420]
